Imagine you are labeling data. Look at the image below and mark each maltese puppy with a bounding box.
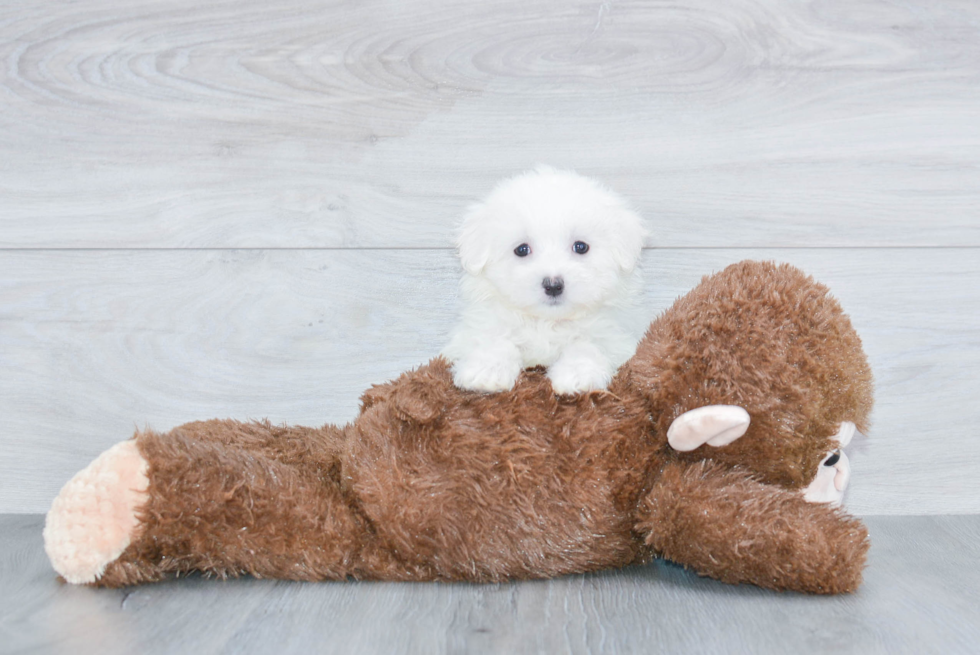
[443,166,646,394]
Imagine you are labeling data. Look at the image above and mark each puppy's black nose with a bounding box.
[542,276,564,297]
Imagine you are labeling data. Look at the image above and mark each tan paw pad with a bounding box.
[43,440,149,584]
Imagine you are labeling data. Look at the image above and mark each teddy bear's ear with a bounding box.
[360,362,454,425]
[359,383,392,414]
[667,405,751,451]
[391,383,445,424]
[456,202,494,275]
[390,359,457,425]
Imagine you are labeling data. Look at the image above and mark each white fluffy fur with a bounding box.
[443,166,646,394]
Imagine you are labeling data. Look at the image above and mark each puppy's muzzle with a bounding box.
[542,276,564,297]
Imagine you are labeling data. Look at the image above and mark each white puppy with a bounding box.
[443,166,646,394]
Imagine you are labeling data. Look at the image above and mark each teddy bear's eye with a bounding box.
[573,241,590,255]
[514,243,531,257]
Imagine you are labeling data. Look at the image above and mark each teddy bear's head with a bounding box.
[613,260,873,491]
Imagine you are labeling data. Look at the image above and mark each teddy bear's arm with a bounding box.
[635,460,869,594]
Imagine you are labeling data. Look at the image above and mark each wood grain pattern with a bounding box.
[1,0,979,247]
[2,248,978,515]
[2,1,977,650]
[2,514,979,654]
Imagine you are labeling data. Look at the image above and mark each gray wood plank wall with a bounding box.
[2,0,978,515]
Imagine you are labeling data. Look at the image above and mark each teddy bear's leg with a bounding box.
[103,422,390,586]
[44,440,149,584]
[46,422,407,587]
[637,460,869,594]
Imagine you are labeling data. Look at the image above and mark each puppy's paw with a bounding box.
[44,440,149,584]
[452,356,521,393]
[547,350,613,395]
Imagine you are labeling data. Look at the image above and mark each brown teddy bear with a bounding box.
[44,260,873,594]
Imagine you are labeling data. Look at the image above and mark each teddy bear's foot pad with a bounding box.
[667,405,751,452]
[43,440,149,584]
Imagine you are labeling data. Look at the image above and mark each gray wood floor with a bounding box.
[2,514,978,655]
[2,0,980,652]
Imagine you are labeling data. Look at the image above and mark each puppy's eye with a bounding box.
[573,241,590,255]
[514,243,531,257]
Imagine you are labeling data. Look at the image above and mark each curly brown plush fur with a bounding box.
[49,261,874,594]
[626,260,873,487]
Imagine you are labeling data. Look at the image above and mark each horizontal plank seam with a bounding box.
[3,512,978,518]
[0,246,978,253]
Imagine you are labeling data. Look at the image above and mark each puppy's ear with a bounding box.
[456,203,493,275]
[607,207,647,272]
